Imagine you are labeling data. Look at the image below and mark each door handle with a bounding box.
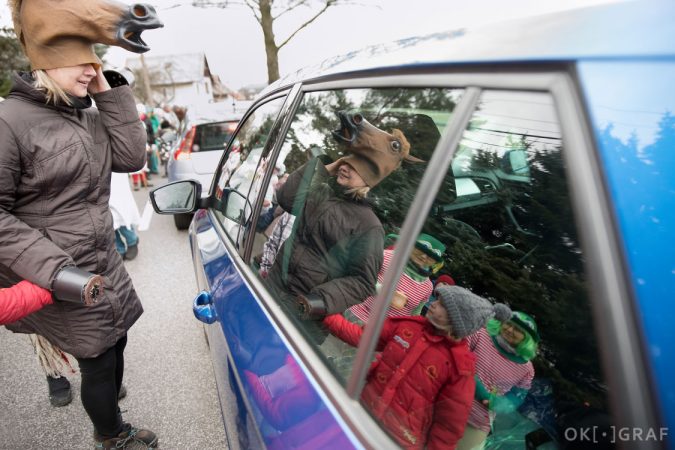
[193,290,217,324]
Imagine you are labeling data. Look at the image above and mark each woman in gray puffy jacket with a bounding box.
[0,2,161,448]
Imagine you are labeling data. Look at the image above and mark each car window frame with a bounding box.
[208,88,298,255]
[204,66,660,448]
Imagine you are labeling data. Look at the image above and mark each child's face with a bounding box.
[427,300,451,332]
[500,321,526,346]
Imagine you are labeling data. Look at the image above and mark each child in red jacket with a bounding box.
[324,285,511,450]
[0,280,52,325]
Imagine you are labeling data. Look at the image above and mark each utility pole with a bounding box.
[139,53,153,105]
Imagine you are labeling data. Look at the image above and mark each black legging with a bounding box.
[76,335,127,438]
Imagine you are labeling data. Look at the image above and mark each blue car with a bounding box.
[151,3,674,449]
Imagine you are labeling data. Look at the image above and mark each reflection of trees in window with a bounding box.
[426,139,607,408]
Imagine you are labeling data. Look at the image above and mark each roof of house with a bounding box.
[125,52,210,85]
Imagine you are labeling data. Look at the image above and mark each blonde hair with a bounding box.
[345,185,370,200]
[32,70,72,106]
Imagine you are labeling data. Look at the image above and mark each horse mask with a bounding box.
[332,111,423,187]
[9,0,163,70]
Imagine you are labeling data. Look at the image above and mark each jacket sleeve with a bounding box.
[0,280,53,325]
[426,363,475,450]
[92,86,147,172]
[323,314,364,346]
[0,119,75,288]
[310,226,384,314]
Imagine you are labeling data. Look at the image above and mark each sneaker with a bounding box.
[94,423,158,449]
[47,376,72,407]
[124,244,138,261]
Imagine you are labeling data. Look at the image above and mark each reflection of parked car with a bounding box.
[167,101,250,229]
[151,3,675,449]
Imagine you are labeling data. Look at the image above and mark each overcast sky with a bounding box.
[1,0,620,90]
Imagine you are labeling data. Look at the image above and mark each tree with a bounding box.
[0,26,28,97]
[192,0,346,84]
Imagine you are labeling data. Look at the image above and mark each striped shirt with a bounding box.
[466,328,535,432]
[348,249,433,322]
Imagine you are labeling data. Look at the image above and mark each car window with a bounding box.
[193,120,239,152]
[212,97,286,248]
[335,90,614,449]
[251,86,464,380]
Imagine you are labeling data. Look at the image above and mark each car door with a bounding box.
[191,69,661,449]
[190,92,292,450]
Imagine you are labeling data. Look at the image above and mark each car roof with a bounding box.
[262,1,675,96]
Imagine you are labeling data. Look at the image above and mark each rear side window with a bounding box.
[192,121,239,152]
[349,90,615,449]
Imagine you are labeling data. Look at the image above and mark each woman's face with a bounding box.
[45,64,97,97]
[335,162,366,189]
[500,321,526,346]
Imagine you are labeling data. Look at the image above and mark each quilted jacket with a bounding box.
[0,73,146,358]
[324,314,476,449]
[272,158,383,314]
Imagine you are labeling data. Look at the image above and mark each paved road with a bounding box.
[0,180,229,450]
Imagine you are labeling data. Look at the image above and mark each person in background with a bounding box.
[0,2,159,447]
[110,172,141,261]
[412,273,456,316]
[457,311,539,450]
[324,285,512,449]
[347,233,446,324]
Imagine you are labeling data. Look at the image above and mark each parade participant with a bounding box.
[325,285,512,449]
[110,172,142,261]
[412,273,456,316]
[457,311,539,450]
[347,233,445,324]
[0,1,161,448]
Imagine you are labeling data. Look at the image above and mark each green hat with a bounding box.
[510,311,540,343]
[415,233,445,262]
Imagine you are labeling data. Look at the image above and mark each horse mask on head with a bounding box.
[9,0,163,70]
[332,111,424,187]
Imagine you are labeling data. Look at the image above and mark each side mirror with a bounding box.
[150,180,202,214]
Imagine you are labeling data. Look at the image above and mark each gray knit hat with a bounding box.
[435,285,512,338]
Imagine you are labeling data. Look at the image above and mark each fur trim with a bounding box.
[29,334,76,378]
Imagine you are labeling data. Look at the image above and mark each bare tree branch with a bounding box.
[277,0,336,50]
[272,0,309,21]
[244,0,262,24]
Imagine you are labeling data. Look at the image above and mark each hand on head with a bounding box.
[87,66,111,95]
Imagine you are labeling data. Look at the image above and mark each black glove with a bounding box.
[52,266,105,306]
[102,68,135,88]
[297,293,327,320]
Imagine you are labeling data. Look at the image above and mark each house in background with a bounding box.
[125,52,234,107]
